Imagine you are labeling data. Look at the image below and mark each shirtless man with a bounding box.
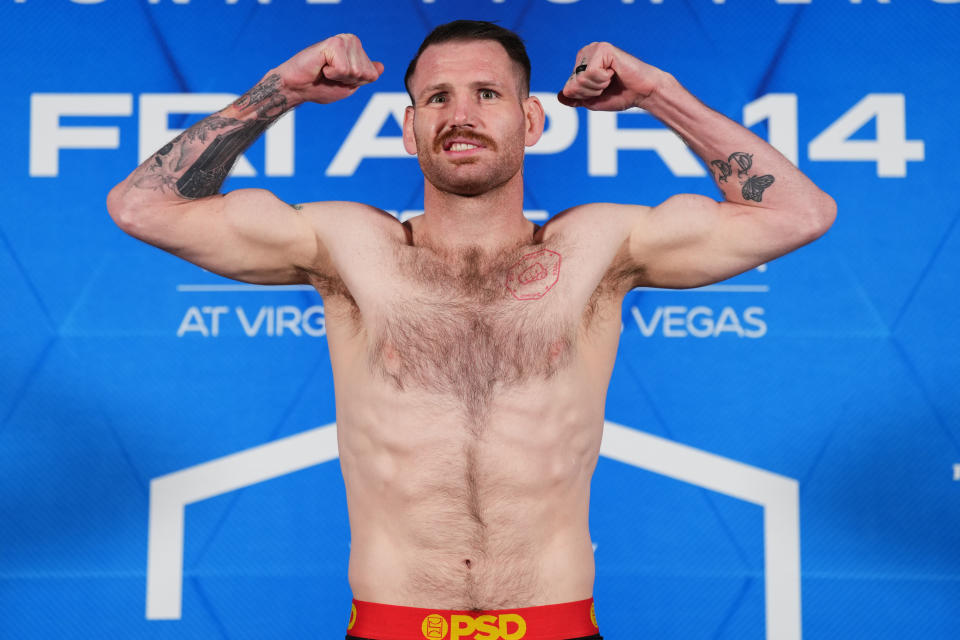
[107,20,834,640]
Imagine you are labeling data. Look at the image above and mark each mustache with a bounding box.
[434,128,497,153]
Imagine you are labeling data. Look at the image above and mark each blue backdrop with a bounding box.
[2,1,959,638]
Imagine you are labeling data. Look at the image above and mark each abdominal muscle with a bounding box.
[335,354,605,610]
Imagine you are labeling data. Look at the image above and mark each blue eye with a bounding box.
[480,89,497,99]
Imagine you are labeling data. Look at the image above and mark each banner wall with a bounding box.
[2,1,958,638]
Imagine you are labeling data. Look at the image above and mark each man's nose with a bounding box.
[449,95,477,127]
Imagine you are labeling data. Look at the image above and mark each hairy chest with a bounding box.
[370,293,573,399]
[362,238,630,417]
[314,214,639,416]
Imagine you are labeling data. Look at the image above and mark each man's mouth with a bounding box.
[447,142,480,152]
[436,131,494,154]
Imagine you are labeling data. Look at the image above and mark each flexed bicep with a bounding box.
[627,194,826,289]
[114,189,326,285]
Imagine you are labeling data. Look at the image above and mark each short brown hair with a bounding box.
[404,20,531,101]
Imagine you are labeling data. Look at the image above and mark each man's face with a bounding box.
[403,39,543,197]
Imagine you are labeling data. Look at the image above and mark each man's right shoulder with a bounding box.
[293,201,408,317]
[296,200,408,247]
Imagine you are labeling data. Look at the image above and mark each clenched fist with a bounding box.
[274,34,384,106]
[558,42,666,111]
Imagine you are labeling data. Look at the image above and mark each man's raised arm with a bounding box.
[560,43,836,289]
[107,35,383,285]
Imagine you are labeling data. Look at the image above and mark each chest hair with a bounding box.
[368,242,576,426]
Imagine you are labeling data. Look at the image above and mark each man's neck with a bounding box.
[417,176,535,255]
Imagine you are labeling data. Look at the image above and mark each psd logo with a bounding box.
[422,613,448,639]
[347,604,357,631]
[421,613,526,640]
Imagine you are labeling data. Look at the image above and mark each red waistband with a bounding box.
[346,598,599,640]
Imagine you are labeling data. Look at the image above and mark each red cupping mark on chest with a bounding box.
[505,249,562,300]
[519,262,548,284]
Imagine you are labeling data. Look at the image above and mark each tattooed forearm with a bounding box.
[728,152,753,178]
[710,151,775,203]
[175,117,271,198]
[130,74,289,200]
[742,175,775,202]
[233,74,287,118]
[710,159,732,183]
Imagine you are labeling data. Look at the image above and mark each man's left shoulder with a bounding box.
[542,202,651,244]
[534,203,646,295]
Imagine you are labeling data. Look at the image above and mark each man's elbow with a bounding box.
[106,183,136,231]
[106,182,159,237]
[802,192,837,242]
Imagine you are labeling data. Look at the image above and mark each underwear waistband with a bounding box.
[346,597,599,640]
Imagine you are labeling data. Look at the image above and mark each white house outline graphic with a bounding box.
[146,422,801,639]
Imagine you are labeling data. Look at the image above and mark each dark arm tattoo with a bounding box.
[131,74,288,200]
[742,175,776,202]
[710,159,732,183]
[233,73,286,119]
[175,117,271,198]
[709,151,775,203]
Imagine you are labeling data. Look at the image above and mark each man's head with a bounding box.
[404,20,531,101]
[402,21,544,198]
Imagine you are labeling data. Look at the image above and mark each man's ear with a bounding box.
[402,106,418,155]
[523,95,546,147]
